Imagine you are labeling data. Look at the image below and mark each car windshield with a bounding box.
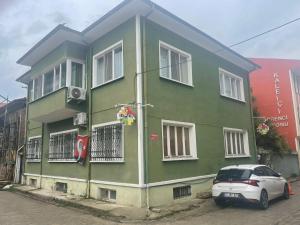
[216,169,252,181]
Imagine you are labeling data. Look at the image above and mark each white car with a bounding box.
[212,164,289,209]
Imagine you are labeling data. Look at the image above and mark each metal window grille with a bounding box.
[26,138,41,160]
[173,186,191,199]
[224,129,247,157]
[91,124,123,161]
[49,131,77,160]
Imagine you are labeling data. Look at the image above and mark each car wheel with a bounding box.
[283,183,290,199]
[259,190,269,209]
[214,199,228,207]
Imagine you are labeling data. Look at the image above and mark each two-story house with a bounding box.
[16,0,259,207]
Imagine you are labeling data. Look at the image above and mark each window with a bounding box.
[54,65,60,91]
[162,120,197,160]
[71,62,84,88]
[223,128,250,158]
[28,80,34,102]
[61,62,66,87]
[26,136,42,161]
[55,182,68,193]
[93,41,123,87]
[33,76,43,100]
[91,122,123,162]
[43,70,54,95]
[219,69,245,101]
[99,188,116,202]
[49,129,77,161]
[173,186,191,199]
[159,41,192,85]
[28,60,84,102]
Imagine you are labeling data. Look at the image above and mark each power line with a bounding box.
[228,17,300,49]
[0,94,9,103]
[137,17,300,75]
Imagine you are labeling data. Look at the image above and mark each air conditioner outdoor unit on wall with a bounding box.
[67,86,86,102]
[73,113,87,126]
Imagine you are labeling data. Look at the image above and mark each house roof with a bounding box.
[0,97,26,118]
[17,25,86,66]
[16,0,259,77]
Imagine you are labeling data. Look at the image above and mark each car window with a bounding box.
[254,167,265,176]
[216,169,252,181]
[263,167,279,177]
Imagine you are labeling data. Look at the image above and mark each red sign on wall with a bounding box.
[150,133,159,141]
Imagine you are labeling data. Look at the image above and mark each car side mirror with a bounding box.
[277,173,282,177]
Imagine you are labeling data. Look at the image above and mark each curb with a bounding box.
[9,187,127,222]
[8,186,210,222]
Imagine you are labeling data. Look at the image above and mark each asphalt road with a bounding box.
[1,182,300,225]
[153,181,300,225]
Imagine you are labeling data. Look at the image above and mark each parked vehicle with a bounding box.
[212,164,289,209]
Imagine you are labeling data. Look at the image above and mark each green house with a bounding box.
[16,0,259,207]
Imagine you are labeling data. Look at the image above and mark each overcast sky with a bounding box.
[1,0,300,101]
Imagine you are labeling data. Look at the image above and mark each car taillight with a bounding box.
[242,179,259,187]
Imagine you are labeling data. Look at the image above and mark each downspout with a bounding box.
[136,15,145,197]
[142,17,150,209]
[87,45,93,198]
[39,123,44,189]
[23,87,30,184]
[142,6,154,209]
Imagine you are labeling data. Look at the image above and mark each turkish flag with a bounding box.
[74,135,89,164]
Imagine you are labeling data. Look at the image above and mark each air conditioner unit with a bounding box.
[73,113,87,126]
[67,86,86,102]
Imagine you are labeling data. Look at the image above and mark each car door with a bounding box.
[263,166,279,199]
[268,168,285,197]
[254,167,272,197]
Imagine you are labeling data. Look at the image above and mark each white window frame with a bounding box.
[48,128,78,163]
[68,58,86,89]
[223,127,250,158]
[27,135,42,163]
[219,68,245,102]
[28,59,85,102]
[159,41,193,86]
[91,121,125,163]
[92,40,124,88]
[161,120,197,161]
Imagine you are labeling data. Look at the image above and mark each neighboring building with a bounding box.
[0,98,26,183]
[16,0,258,207]
[250,58,300,176]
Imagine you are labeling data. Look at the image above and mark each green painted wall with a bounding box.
[89,18,139,184]
[41,119,88,179]
[143,19,257,183]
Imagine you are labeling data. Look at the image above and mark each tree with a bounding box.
[252,99,290,157]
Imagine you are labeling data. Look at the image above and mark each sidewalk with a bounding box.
[11,185,211,223]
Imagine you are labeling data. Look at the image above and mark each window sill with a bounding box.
[90,159,125,163]
[26,159,41,163]
[220,94,246,103]
[48,160,77,163]
[225,155,251,159]
[91,76,124,90]
[160,76,194,87]
[162,157,198,162]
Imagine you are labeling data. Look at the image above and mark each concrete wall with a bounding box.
[272,154,300,177]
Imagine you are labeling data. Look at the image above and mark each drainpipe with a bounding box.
[142,5,154,209]
[142,16,150,209]
[23,88,30,184]
[39,123,45,189]
[86,45,93,198]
